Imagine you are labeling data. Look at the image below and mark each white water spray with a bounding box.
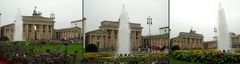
[117,5,131,55]
[217,2,232,51]
[14,9,23,41]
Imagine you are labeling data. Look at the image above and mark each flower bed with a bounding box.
[172,50,240,64]
[0,41,83,63]
[82,52,169,64]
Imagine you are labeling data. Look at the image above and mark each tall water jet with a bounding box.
[14,9,23,41]
[117,5,131,55]
[217,2,232,51]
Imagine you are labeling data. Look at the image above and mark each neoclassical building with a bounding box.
[204,32,240,49]
[1,14,55,41]
[204,40,217,49]
[171,29,204,49]
[142,27,169,50]
[1,7,83,41]
[54,27,82,41]
[142,34,168,49]
[86,20,143,51]
[54,20,82,41]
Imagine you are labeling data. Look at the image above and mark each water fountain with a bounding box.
[217,2,232,51]
[117,5,131,56]
[14,9,23,41]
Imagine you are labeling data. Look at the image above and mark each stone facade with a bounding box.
[54,27,82,41]
[159,27,169,35]
[1,23,14,40]
[86,20,143,51]
[86,29,107,49]
[142,34,168,50]
[171,30,204,49]
[231,33,240,48]
[1,16,55,41]
[204,32,240,49]
[204,40,217,49]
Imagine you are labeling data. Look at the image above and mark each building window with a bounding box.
[97,42,100,47]
[49,26,51,29]
[97,36,100,40]
[43,25,45,29]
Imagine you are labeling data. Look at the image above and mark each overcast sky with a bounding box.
[85,0,168,36]
[0,0,82,29]
[170,0,240,41]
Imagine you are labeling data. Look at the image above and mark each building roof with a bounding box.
[142,33,168,38]
[71,19,82,23]
[55,27,81,31]
[86,29,107,35]
[1,23,14,28]
[22,16,55,23]
[99,20,143,29]
[159,26,169,29]
[178,30,204,38]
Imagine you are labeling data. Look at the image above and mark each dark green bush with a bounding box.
[171,45,180,51]
[0,36,9,41]
[85,44,98,52]
[172,50,240,64]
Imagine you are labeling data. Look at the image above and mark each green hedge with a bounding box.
[172,50,240,64]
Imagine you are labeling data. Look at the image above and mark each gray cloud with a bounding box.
[170,0,240,41]
[0,0,82,29]
[85,0,168,36]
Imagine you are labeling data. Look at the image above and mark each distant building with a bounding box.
[171,29,204,49]
[204,32,240,49]
[142,33,168,50]
[1,7,83,41]
[204,40,217,49]
[159,27,169,35]
[54,27,82,41]
[54,19,83,41]
[86,20,142,51]
[1,16,55,41]
[71,20,83,28]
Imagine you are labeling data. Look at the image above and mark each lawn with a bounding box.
[33,42,83,58]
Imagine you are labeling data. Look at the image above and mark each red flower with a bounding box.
[13,61,23,64]
[0,57,9,64]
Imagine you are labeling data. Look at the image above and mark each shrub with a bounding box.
[85,44,98,52]
[171,45,180,51]
[172,50,240,64]
[0,36,9,41]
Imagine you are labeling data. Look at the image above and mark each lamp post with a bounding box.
[147,16,152,52]
[82,0,86,58]
[147,16,152,36]
[0,13,2,38]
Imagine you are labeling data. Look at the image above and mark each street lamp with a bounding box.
[0,13,2,38]
[147,16,152,36]
[147,16,152,52]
